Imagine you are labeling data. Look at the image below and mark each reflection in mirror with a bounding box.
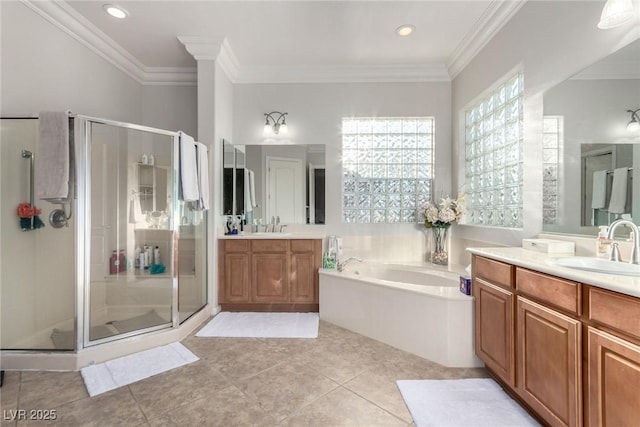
[222,139,234,215]
[221,144,326,224]
[543,39,640,238]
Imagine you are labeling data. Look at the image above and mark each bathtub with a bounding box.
[319,262,482,368]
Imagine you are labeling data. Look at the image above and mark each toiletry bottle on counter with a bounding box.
[118,250,126,273]
[109,250,118,274]
[135,245,141,268]
[596,226,610,258]
[154,246,160,264]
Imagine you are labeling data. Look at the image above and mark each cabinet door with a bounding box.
[222,253,250,303]
[290,252,316,303]
[252,253,289,302]
[588,327,640,427]
[517,297,581,427]
[474,278,515,387]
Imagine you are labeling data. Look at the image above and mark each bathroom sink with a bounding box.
[251,232,291,236]
[548,257,640,276]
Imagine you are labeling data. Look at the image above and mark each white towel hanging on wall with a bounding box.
[608,167,629,214]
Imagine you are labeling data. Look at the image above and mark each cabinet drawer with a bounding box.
[516,267,581,316]
[223,239,250,252]
[252,239,288,253]
[473,256,514,288]
[588,287,640,341]
[290,239,315,253]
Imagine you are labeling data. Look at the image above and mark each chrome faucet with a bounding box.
[337,257,363,272]
[606,219,640,264]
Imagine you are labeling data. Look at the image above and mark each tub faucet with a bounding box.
[337,257,363,272]
[606,219,640,264]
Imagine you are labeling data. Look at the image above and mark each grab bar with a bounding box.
[21,150,35,230]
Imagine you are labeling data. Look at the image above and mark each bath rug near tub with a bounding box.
[397,378,540,427]
[196,312,319,338]
[80,342,198,397]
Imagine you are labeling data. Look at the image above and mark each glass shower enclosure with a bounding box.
[1,116,208,352]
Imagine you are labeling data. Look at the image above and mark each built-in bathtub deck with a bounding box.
[319,263,481,368]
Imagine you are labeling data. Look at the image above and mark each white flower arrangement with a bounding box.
[417,195,464,228]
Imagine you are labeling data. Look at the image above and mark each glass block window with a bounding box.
[342,117,435,223]
[464,72,524,227]
[542,116,563,225]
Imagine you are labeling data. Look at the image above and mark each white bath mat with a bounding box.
[195,312,319,338]
[397,378,540,427]
[80,342,199,397]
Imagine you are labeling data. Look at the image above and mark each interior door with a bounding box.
[267,157,304,224]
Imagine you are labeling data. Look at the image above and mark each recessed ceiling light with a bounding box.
[103,4,128,19]
[395,25,415,37]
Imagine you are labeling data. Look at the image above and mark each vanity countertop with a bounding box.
[467,247,640,299]
[218,232,325,240]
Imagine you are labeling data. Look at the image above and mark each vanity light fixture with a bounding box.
[598,0,634,29]
[627,109,640,132]
[395,24,415,37]
[103,4,128,19]
[263,111,288,135]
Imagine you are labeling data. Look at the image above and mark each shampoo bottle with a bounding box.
[109,250,118,275]
[596,226,610,258]
[154,246,160,264]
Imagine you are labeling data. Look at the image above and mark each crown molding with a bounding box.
[21,0,196,86]
[447,0,527,79]
[23,0,524,85]
[178,36,240,82]
[234,63,450,84]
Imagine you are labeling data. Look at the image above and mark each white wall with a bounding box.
[234,81,451,226]
[142,86,197,136]
[451,0,639,253]
[0,2,141,120]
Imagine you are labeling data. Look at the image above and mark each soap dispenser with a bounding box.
[596,226,610,258]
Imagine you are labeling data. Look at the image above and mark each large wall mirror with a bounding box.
[542,38,640,237]
[221,142,326,225]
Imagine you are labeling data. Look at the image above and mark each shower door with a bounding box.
[83,119,177,345]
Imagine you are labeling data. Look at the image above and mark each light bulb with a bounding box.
[279,123,288,134]
[103,4,128,19]
[598,0,634,29]
[263,124,272,135]
[628,120,640,132]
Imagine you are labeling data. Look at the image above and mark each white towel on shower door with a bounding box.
[179,131,199,202]
[37,111,70,201]
[196,141,210,211]
[244,168,253,213]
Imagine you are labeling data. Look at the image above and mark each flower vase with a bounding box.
[430,226,449,265]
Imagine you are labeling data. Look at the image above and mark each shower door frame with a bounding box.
[76,116,180,349]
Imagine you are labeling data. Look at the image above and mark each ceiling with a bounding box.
[34,1,526,84]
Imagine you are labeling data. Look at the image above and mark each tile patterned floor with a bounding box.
[0,320,487,426]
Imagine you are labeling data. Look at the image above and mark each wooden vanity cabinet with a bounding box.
[585,286,640,427]
[473,254,640,427]
[515,268,582,427]
[472,256,516,387]
[220,240,250,303]
[219,238,321,311]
